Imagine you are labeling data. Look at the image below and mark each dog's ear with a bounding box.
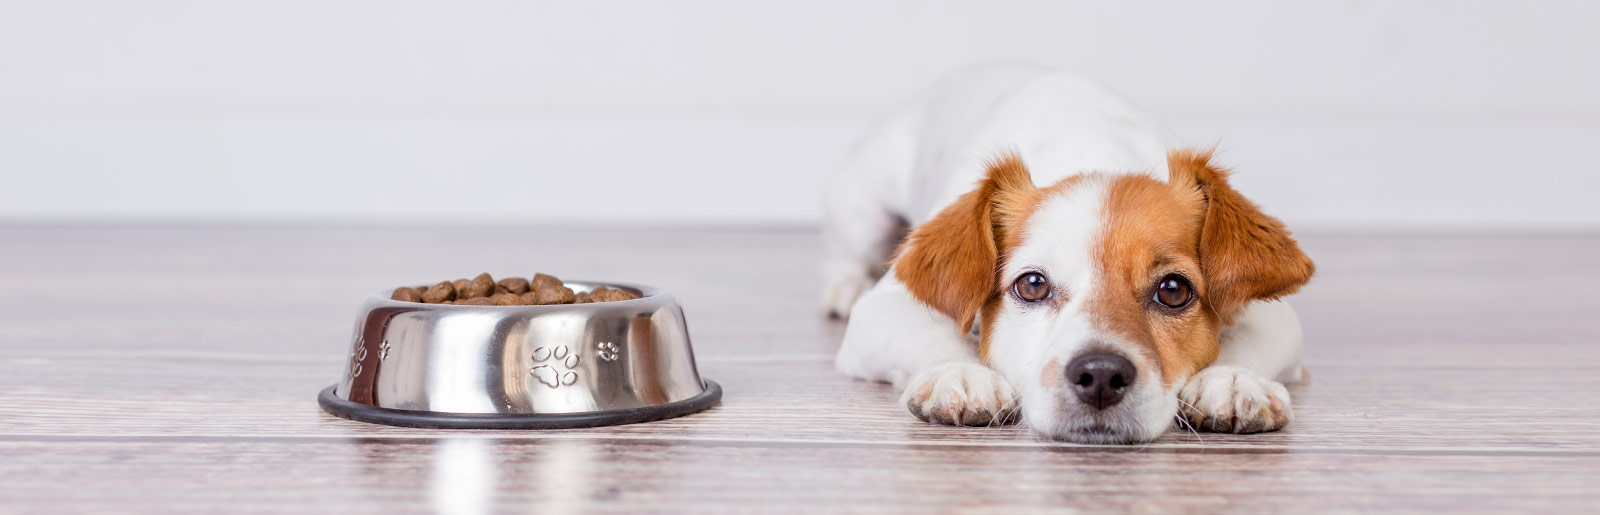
[1168,149,1315,323]
[893,154,1036,332]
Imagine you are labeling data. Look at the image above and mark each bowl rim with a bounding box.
[374,279,664,309]
[317,380,721,429]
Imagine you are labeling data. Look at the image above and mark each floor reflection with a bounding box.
[347,436,612,511]
[431,438,496,515]
[511,437,602,509]
[336,433,1313,509]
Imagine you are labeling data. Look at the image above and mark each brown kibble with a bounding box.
[422,281,456,303]
[460,284,490,298]
[489,293,528,306]
[497,277,530,295]
[531,273,563,291]
[454,273,494,299]
[591,286,638,302]
[404,273,637,307]
[391,287,423,303]
[537,286,577,305]
[470,273,495,294]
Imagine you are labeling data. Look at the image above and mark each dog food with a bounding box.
[580,285,637,303]
[422,281,455,303]
[497,277,530,295]
[531,273,563,291]
[391,287,424,303]
[391,273,638,305]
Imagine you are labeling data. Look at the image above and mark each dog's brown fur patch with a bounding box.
[1091,174,1217,385]
[894,153,1037,334]
[1167,149,1316,323]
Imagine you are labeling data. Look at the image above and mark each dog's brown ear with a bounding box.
[1168,149,1315,323]
[893,154,1036,332]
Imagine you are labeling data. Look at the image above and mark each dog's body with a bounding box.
[823,65,1313,443]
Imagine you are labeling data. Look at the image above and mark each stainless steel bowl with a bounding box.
[318,281,720,429]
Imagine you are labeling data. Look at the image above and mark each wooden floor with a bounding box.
[1,225,1597,513]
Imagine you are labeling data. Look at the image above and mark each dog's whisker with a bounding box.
[1174,398,1205,444]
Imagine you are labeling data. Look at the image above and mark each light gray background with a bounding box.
[2,1,1596,230]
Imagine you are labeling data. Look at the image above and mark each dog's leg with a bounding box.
[835,275,1019,426]
[820,115,916,319]
[1179,299,1306,433]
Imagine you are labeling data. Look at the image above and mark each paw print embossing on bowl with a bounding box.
[349,339,367,378]
[596,341,620,361]
[530,345,580,389]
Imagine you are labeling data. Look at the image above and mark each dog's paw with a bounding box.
[822,270,873,319]
[1178,365,1293,433]
[902,362,1019,426]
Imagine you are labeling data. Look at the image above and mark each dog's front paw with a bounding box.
[902,362,1019,426]
[822,269,874,319]
[1178,366,1293,434]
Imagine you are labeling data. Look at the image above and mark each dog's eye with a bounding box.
[1013,272,1051,302]
[1153,274,1194,309]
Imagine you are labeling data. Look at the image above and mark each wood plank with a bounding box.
[1,225,1597,511]
[2,354,1598,452]
[3,438,1596,513]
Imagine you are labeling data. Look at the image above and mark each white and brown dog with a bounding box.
[823,65,1314,443]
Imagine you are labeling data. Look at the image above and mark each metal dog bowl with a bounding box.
[318,281,721,429]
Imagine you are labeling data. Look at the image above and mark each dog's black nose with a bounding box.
[1065,352,1136,410]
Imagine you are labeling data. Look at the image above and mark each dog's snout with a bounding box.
[1065,352,1136,410]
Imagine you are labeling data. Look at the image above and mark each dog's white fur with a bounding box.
[824,65,1306,442]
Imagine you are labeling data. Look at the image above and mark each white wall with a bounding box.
[2,1,1597,230]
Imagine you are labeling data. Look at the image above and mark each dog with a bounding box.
[823,65,1314,443]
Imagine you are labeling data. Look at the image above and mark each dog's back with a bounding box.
[822,65,1179,316]
[848,64,1178,224]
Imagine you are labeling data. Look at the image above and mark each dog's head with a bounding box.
[893,149,1313,443]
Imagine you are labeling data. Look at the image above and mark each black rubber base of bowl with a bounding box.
[317,380,721,430]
